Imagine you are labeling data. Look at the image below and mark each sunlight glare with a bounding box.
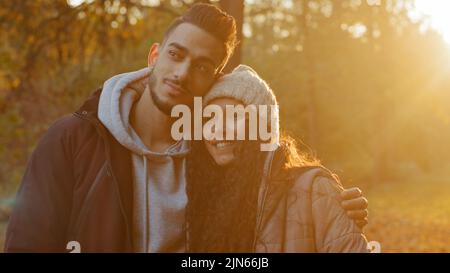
[415,0,450,44]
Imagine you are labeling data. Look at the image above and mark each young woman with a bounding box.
[186,65,368,253]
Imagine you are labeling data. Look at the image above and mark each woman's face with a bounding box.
[204,97,244,166]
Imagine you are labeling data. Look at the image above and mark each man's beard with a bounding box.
[148,73,173,116]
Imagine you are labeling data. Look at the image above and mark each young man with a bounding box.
[4,3,368,252]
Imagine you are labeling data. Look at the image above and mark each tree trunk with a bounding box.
[219,0,244,72]
[300,0,318,149]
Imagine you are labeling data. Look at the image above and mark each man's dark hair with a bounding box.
[163,3,238,72]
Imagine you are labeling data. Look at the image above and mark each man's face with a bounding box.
[148,23,226,115]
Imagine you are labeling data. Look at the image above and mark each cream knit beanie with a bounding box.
[203,64,279,146]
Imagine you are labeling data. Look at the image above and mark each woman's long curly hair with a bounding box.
[186,133,320,252]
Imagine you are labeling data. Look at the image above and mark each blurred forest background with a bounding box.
[1,0,450,252]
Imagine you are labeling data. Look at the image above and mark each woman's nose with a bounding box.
[203,122,225,141]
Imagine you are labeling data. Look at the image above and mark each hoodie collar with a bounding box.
[97,67,190,158]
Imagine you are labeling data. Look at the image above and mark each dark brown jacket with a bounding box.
[5,89,134,252]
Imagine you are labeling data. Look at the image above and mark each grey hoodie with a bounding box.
[98,68,190,252]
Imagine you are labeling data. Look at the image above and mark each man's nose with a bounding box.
[173,61,191,83]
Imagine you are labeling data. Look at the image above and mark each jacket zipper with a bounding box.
[252,150,276,251]
[73,163,108,238]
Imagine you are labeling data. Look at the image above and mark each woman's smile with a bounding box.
[203,97,244,166]
[204,139,239,166]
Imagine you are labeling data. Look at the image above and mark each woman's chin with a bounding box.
[205,141,239,166]
[213,155,236,167]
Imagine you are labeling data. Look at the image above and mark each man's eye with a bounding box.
[196,64,206,72]
[196,63,212,74]
[168,50,180,59]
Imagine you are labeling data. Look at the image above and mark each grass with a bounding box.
[364,179,450,252]
[0,222,6,252]
[1,179,450,252]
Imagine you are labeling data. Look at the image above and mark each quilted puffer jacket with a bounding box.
[251,150,369,253]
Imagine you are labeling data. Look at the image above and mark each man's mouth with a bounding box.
[164,79,187,95]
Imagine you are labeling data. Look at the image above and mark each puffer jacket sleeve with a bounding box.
[311,176,369,253]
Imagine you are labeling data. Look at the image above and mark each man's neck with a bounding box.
[130,86,175,153]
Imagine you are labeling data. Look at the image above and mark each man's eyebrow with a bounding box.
[168,42,187,53]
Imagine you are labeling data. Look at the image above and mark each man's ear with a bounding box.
[148,43,159,67]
